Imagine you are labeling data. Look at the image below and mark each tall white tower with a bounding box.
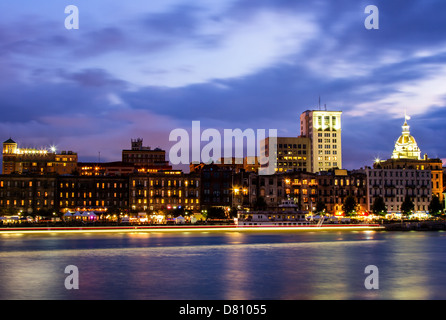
[300,110,342,173]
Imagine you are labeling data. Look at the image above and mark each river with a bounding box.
[0,229,445,300]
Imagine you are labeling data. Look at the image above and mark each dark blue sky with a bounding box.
[1,0,445,170]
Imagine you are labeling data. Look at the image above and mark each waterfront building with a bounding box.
[56,175,129,213]
[316,169,368,215]
[374,116,443,202]
[129,170,200,213]
[365,167,432,214]
[247,171,318,211]
[282,171,319,211]
[2,138,77,175]
[196,163,234,211]
[300,109,343,173]
[0,175,57,215]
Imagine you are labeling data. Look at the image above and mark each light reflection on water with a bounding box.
[1,230,446,300]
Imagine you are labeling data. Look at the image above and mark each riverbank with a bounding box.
[0,223,385,234]
[383,221,446,231]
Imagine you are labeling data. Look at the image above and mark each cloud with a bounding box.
[1,0,446,171]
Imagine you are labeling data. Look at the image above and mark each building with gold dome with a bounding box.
[373,115,443,206]
[391,117,421,160]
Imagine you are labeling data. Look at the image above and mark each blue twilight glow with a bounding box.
[0,1,445,169]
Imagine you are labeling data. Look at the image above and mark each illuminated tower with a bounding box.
[2,138,18,174]
[300,110,342,173]
[391,115,421,160]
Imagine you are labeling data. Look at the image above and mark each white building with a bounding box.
[365,167,432,214]
[300,110,343,173]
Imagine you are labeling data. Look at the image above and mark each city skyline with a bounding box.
[1,1,446,170]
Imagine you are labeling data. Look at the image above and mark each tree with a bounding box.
[400,195,414,216]
[371,196,387,216]
[342,195,357,216]
[428,195,443,216]
[315,200,326,214]
[228,207,238,219]
[253,196,267,211]
[171,207,185,218]
[207,207,227,219]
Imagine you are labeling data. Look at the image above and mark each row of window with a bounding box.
[132,179,199,187]
[318,133,337,137]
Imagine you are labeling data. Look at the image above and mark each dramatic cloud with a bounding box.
[0,0,445,170]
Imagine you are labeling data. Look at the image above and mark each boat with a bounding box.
[235,199,312,227]
[235,199,383,229]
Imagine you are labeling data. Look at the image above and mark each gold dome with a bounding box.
[391,119,421,160]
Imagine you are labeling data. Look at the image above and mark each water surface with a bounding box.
[1,230,445,300]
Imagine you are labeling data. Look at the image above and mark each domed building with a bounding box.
[372,114,444,204]
[391,118,421,160]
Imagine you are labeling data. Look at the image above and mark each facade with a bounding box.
[374,116,444,203]
[0,175,57,214]
[78,161,135,176]
[300,110,343,173]
[56,176,129,213]
[198,164,235,211]
[317,169,368,214]
[375,158,443,203]
[122,138,171,170]
[2,138,77,175]
[246,171,318,211]
[243,156,260,173]
[261,136,311,173]
[365,167,432,214]
[129,171,200,213]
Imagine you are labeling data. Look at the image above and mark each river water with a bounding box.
[0,229,445,300]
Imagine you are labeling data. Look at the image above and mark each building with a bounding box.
[391,116,421,160]
[300,110,343,173]
[374,116,443,202]
[129,171,200,213]
[2,138,77,175]
[261,137,311,173]
[246,171,318,211]
[198,164,235,211]
[317,169,368,215]
[122,138,171,170]
[282,171,318,211]
[365,167,432,214]
[243,156,260,173]
[78,161,136,176]
[56,175,130,213]
[0,175,57,215]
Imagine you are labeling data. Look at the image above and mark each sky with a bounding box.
[1,0,446,171]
